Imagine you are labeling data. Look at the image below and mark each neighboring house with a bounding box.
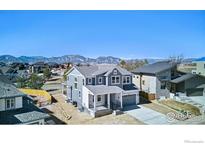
[29,62,49,74]
[170,73,205,96]
[0,77,49,124]
[192,57,205,76]
[63,64,139,117]
[132,61,178,100]
[0,66,29,83]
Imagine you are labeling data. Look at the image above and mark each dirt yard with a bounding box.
[160,99,201,116]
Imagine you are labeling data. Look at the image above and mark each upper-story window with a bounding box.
[6,98,15,110]
[122,76,130,84]
[82,79,85,85]
[88,78,92,84]
[98,77,103,84]
[74,77,78,89]
[113,69,118,75]
[111,76,120,84]
[67,76,69,81]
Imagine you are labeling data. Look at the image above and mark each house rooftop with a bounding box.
[85,84,138,95]
[132,61,177,75]
[0,80,25,98]
[85,85,124,95]
[75,64,132,77]
[170,73,195,84]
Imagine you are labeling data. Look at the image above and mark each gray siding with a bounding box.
[96,74,106,85]
[86,77,95,85]
[67,68,84,106]
[185,76,205,89]
[155,69,172,99]
[107,68,132,89]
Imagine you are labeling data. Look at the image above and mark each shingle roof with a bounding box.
[14,111,49,124]
[0,81,25,98]
[123,84,138,91]
[85,85,124,95]
[0,101,50,124]
[0,75,12,84]
[132,61,177,75]
[75,64,132,77]
[170,73,195,84]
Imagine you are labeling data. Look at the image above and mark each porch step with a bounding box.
[94,109,113,117]
[113,110,123,116]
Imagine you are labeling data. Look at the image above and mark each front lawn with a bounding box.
[159,99,201,116]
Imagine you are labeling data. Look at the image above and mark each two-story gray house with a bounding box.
[63,64,139,117]
[132,61,178,100]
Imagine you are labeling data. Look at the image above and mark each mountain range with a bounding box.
[0,54,197,64]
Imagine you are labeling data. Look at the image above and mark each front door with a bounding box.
[110,94,120,110]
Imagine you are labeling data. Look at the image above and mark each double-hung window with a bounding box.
[79,91,81,98]
[98,77,103,84]
[74,77,78,89]
[111,76,120,84]
[6,98,15,110]
[122,76,130,84]
[88,78,92,84]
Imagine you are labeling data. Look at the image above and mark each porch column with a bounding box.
[94,95,97,112]
[107,94,110,109]
[120,92,123,109]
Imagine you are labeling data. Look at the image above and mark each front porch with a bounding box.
[82,85,124,117]
[88,93,123,117]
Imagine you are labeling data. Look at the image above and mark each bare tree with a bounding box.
[169,54,184,64]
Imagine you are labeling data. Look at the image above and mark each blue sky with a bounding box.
[0,10,204,59]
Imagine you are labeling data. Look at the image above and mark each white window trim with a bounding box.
[5,98,16,110]
[79,91,81,98]
[97,95,102,102]
[111,76,120,85]
[74,77,78,90]
[122,76,131,84]
[88,78,92,84]
[113,69,118,75]
[98,77,103,84]
[74,83,78,90]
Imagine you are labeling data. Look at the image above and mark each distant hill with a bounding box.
[0,54,197,64]
[0,54,122,64]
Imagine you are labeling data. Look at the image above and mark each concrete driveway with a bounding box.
[124,105,171,125]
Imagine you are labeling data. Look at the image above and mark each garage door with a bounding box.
[123,94,136,107]
[186,88,204,96]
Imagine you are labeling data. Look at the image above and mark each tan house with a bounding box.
[192,57,205,76]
